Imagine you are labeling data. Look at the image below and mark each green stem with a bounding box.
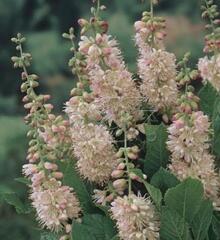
[150,0,154,18]
[205,0,219,56]
[124,128,132,196]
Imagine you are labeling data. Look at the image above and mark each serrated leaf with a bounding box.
[164,178,204,223]
[0,191,31,214]
[111,236,120,240]
[198,83,219,118]
[212,98,220,159]
[15,177,31,185]
[160,207,192,240]
[210,215,220,240]
[192,199,213,240]
[143,180,162,210]
[144,124,169,178]
[72,214,117,240]
[150,168,180,194]
[72,221,96,240]
[60,160,95,213]
[40,232,59,240]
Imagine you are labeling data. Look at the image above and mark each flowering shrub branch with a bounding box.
[8,0,220,239]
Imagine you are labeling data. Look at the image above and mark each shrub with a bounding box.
[6,0,220,239]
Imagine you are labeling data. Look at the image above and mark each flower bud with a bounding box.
[127,152,138,160]
[117,162,126,170]
[113,179,127,191]
[52,172,63,179]
[111,170,124,178]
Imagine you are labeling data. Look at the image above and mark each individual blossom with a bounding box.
[198,54,220,91]
[71,123,117,184]
[31,178,81,232]
[111,194,160,240]
[138,49,178,111]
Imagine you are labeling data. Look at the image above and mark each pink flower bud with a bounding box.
[52,172,63,179]
[111,170,124,178]
[44,162,58,171]
[117,163,126,170]
[134,21,145,31]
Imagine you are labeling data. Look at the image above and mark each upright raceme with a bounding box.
[135,15,178,112]
[65,95,118,184]
[111,194,160,240]
[79,33,142,126]
[198,54,220,91]
[167,98,220,209]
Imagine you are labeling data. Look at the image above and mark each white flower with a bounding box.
[111,194,160,240]
[138,49,178,110]
[198,54,220,91]
[71,123,117,184]
[89,65,142,126]
[167,111,210,163]
[31,178,81,231]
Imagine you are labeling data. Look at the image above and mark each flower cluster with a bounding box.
[138,49,178,111]
[135,12,178,112]
[111,194,160,240]
[11,0,220,239]
[79,33,142,126]
[167,92,220,209]
[198,54,220,91]
[11,34,81,234]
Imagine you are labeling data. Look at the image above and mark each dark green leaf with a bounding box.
[0,191,31,214]
[151,168,180,194]
[164,178,204,223]
[15,177,31,185]
[144,124,169,177]
[210,215,220,240]
[192,199,213,240]
[143,180,162,210]
[72,221,96,240]
[61,160,95,213]
[160,207,192,240]
[212,98,220,159]
[40,232,59,240]
[198,83,219,118]
[72,214,117,240]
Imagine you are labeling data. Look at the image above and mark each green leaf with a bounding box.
[0,191,31,214]
[164,178,204,223]
[198,83,219,118]
[72,221,96,240]
[143,181,162,210]
[15,177,31,185]
[110,236,120,240]
[72,214,117,240]
[61,160,95,213]
[160,207,192,240]
[151,168,180,194]
[191,199,213,240]
[212,98,220,159]
[40,232,59,240]
[210,215,220,240]
[144,124,169,177]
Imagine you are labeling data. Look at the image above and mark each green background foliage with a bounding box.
[1,0,220,239]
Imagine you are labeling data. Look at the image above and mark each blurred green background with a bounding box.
[0,0,217,239]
